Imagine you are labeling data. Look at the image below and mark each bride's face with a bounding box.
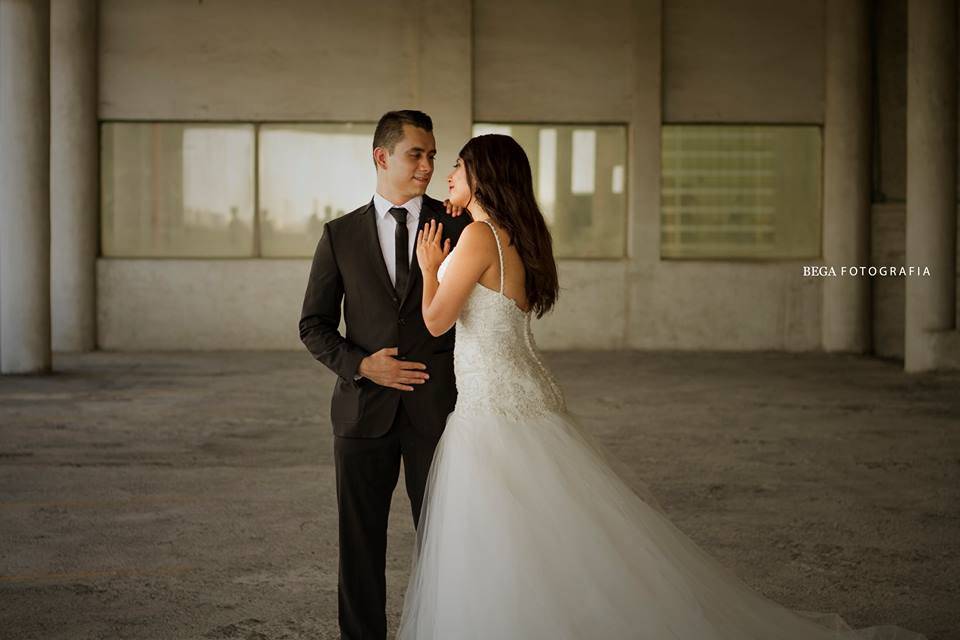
[446,158,473,208]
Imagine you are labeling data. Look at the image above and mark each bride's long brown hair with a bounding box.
[459,134,559,318]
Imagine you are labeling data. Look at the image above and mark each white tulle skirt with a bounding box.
[397,407,928,640]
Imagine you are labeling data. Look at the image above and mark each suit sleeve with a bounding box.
[298,223,368,380]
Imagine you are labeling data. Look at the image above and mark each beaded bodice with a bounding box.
[437,220,566,421]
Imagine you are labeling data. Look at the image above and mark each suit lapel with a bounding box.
[361,200,398,303]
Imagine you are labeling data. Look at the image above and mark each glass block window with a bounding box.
[101,123,256,257]
[661,125,822,259]
[472,123,627,258]
[258,123,376,257]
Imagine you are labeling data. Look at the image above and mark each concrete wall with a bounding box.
[473,0,635,123]
[99,0,471,188]
[640,0,824,351]
[95,0,851,352]
[97,0,474,350]
[662,0,824,123]
[98,259,305,350]
[100,2,418,122]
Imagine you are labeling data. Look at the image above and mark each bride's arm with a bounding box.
[418,220,495,337]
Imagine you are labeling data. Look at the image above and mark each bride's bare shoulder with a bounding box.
[455,220,499,256]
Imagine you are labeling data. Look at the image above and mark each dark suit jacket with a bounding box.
[299,195,470,438]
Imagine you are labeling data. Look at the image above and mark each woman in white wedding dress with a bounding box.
[397,134,927,640]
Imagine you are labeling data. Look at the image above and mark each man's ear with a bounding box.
[373,147,389,171]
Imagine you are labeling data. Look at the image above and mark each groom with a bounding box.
[298,110,469,640]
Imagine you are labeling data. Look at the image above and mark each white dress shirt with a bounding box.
[372,192,422,288]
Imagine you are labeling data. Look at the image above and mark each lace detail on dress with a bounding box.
[438,219,566,421]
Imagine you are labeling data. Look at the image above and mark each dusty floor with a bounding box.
[0,350,957,640]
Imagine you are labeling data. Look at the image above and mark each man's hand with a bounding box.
[358,347,428,391]
[444,198,466,218]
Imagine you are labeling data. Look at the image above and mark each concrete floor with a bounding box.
[0,350,957,640]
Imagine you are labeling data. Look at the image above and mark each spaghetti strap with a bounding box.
[479,219,505,294]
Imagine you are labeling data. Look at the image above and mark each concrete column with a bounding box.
[905,0,958,372]
[51,0,98,352]
[822,0,872,353]
[0,0,52,374]
[415,0,472,202]
[625,0,662,349]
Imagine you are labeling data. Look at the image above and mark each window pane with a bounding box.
[101,123,255,257]
[258,123,376,257]
[661,125,822,259]
[472,123,627,258]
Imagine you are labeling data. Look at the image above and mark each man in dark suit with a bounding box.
[299,110,469,640]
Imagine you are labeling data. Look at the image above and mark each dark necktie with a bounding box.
[388,207,409,296]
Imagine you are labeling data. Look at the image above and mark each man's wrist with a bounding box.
[355,356,368,380]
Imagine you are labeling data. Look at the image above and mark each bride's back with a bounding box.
[437,218,565,421]
[473,220,530,314]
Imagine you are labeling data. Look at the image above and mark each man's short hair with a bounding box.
[373,110,433,155]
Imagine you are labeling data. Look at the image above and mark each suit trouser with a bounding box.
[333,403,440,640]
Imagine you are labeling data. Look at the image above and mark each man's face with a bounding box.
[376,124,436,201]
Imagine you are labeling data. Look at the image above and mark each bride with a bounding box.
[397,133,926,640]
